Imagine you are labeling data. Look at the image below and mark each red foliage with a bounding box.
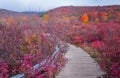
[92,40,105,50]
[0,60,9,78]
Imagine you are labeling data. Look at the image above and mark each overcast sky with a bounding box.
[0,0,120,12]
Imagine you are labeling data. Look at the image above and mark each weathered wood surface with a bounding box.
[57,44,104,78]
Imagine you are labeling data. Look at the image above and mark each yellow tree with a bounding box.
[81,13,89,23]
[101,12,109,21]
[42,14,49,23]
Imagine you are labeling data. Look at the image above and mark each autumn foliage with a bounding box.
[81,13,89,23]
[0,20,67,77]
[0,5,120,78]
[44,5,120,78]
[42,14,50,23]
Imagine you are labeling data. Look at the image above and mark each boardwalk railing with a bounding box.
[10,44,61,78]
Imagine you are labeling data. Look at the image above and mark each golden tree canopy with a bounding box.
[42,14,49,23]
[81,13,89,23]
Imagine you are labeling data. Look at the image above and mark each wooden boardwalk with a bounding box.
[56,44,104,78]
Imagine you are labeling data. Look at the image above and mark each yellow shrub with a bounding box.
[81,13,89,23]
[42,14,49,23]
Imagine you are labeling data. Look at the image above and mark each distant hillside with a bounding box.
[46,5,120,23]
[0,9,18,15]
[48,5,120,15]
[22,11,39,14]
[0,9,41,17]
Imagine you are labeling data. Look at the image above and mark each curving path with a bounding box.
[56,44,104,78]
